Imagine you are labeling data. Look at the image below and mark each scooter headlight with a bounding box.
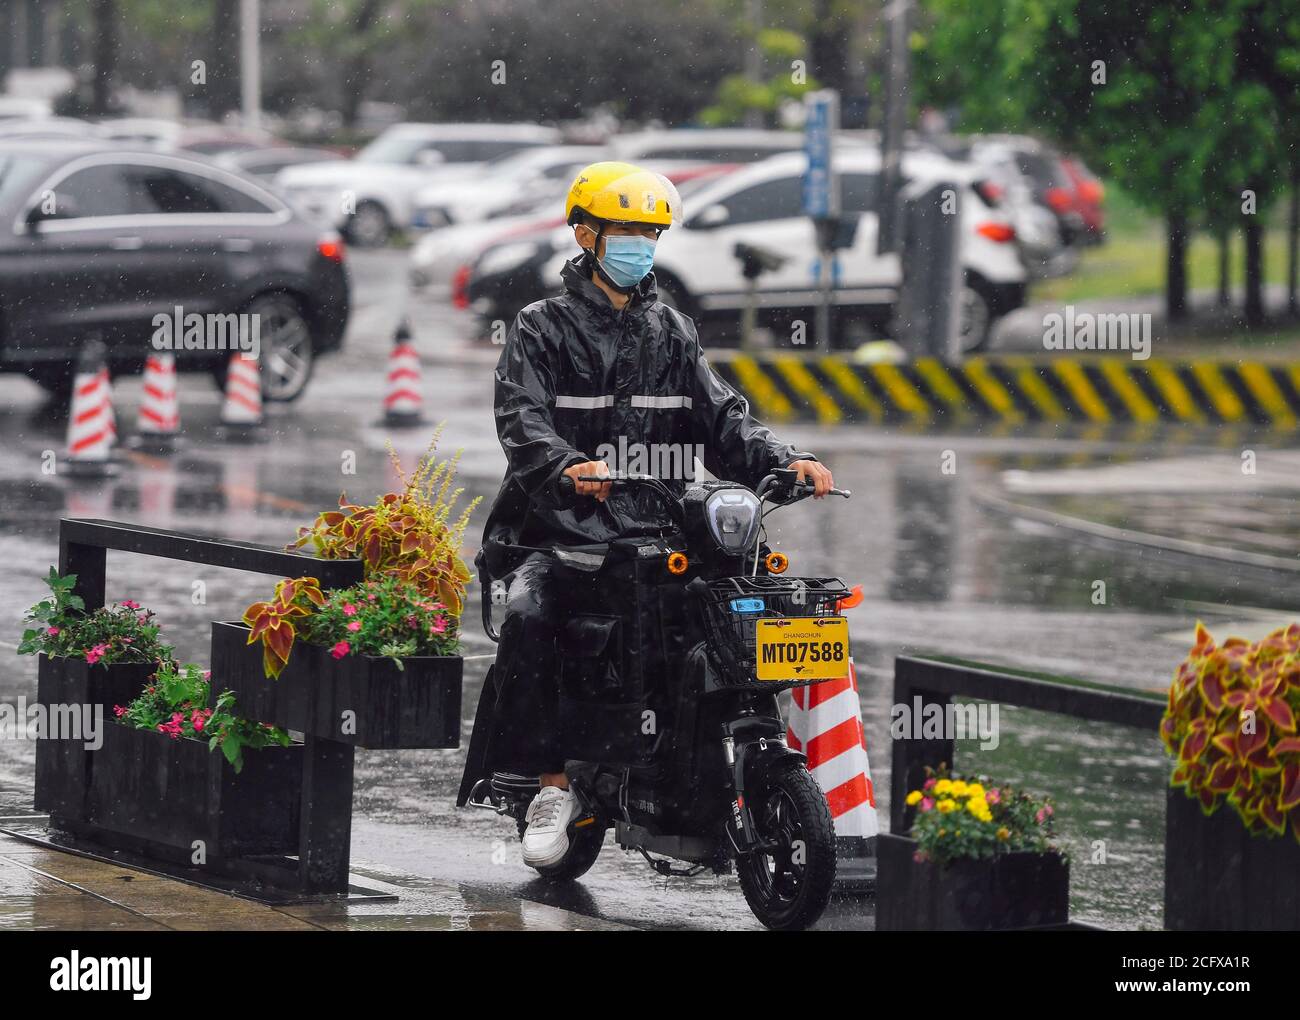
[704,489,761,555]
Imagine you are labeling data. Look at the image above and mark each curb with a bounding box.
[710,353,1300,428]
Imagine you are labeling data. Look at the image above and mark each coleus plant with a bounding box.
[242,576,326,679]
[1161,622,1300,842]
[287,435,479,615]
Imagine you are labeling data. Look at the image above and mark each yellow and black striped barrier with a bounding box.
[710,353,1300,429]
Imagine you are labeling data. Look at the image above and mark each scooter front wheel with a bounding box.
[516,816,606,882]
[735,761,837,931]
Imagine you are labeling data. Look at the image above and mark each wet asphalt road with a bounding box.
[2,249,1299,930]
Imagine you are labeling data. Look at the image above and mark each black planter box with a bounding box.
[1165,787,1300,930]
[73,721,303,858]
[33,655,157,817]
[876,832,1069,930]
[210,621,462,749]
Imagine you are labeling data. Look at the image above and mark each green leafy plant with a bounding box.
[287,433,479,616]
[1161,622,1300,841]
[116,661,290,773]
[19,568,173,667]
[905,765,1061,868]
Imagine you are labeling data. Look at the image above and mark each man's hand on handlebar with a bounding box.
[788,459,834,499]
[563,460,612,501]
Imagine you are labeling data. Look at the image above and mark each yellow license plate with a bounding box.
[754,617,850,681]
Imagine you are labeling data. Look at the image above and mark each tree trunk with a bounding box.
[90,0,116,117]
[1166,208,1188,322]
[1244,203,1265,328]
[208,0,240,120]
[1217,231,1231,307]
[341,0,385,129]
[1288,164,1299,317]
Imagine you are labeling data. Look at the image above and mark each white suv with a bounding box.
[276,123,561,247]
[535,147,1027,350]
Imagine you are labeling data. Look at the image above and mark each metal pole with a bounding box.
[877,0,911,254]
[240,0,261,131]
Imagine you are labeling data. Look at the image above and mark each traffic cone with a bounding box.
[219,351,264,441]
[381,319,424,427]
[64,340,117,478]
[132,352,181,451]
[787,656,879,891]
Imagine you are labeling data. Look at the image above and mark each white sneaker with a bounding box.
[521,786,581,868]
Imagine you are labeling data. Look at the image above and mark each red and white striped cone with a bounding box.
[788,656,879,890]
[133,352,181,451]
[219,351,264,440]
[381,319,424,427]
[64,340,117,478]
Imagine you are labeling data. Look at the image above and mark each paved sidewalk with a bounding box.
[0,827,632,932]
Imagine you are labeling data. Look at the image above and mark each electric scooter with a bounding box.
[459,468,853,930]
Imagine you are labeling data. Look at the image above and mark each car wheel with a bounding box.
[247,292,315,402]
[345,201,391,248]
[959,283,994,353]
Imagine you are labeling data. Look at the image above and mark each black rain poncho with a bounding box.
[481,252,813,577]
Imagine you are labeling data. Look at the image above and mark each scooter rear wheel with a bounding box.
[735,761,837,931]
[516,816,606,882]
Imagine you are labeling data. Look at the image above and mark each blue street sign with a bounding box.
[802,90,839,219]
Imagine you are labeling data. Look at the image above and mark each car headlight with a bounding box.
[477,240,543,277]
[705,489,761,555]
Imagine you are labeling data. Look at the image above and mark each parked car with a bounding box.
[467,148,1025,351]
[0,117,94,141]
[609,128,808,165]
[275,122,562,247]
[409,144,605,230]
[0,140,349,401]
[967,135,1104,248]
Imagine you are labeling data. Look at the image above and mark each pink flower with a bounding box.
[919,797,934,812]
[367,594,377,602]
[1036,808,1046,824]
[119,599,141,610]
[331,641,350,659]
[113,705,126,717]
[431,617,447,635]
[191,711,206,733]
[923,777,936,791]
[1043,804,1054,817]
[342,603,358,616]
[406,614,418,627]
[84,643,109,665]
[347,620,361,632]
[202,670,211,680]
[986,789,1001,805]
[46,626,60,636]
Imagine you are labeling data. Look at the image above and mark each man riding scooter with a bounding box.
[472,161,834,869]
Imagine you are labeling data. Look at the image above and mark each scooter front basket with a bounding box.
[699,575,851,690]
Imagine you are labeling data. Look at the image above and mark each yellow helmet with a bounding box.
[565,161,677,230]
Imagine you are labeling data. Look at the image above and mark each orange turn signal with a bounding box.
[765,552,789,574]
[666,552,689,575]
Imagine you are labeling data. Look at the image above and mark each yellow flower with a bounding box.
[950,780,969,797]
[967,783,985,799]
[996,827,1010,841]
[936,798,956,814]
[906,790,923,806]
[966,796,990,821]
[933,779,953,796]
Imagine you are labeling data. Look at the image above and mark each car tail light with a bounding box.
[317,234,345,263]
[1044,187,1073,212]
[452,264,471,310]
[973,179,1004,206]
[1078,180,1104,204]
[976,222,1016,243]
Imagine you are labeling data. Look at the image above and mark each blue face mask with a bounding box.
[596,234,656,289]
